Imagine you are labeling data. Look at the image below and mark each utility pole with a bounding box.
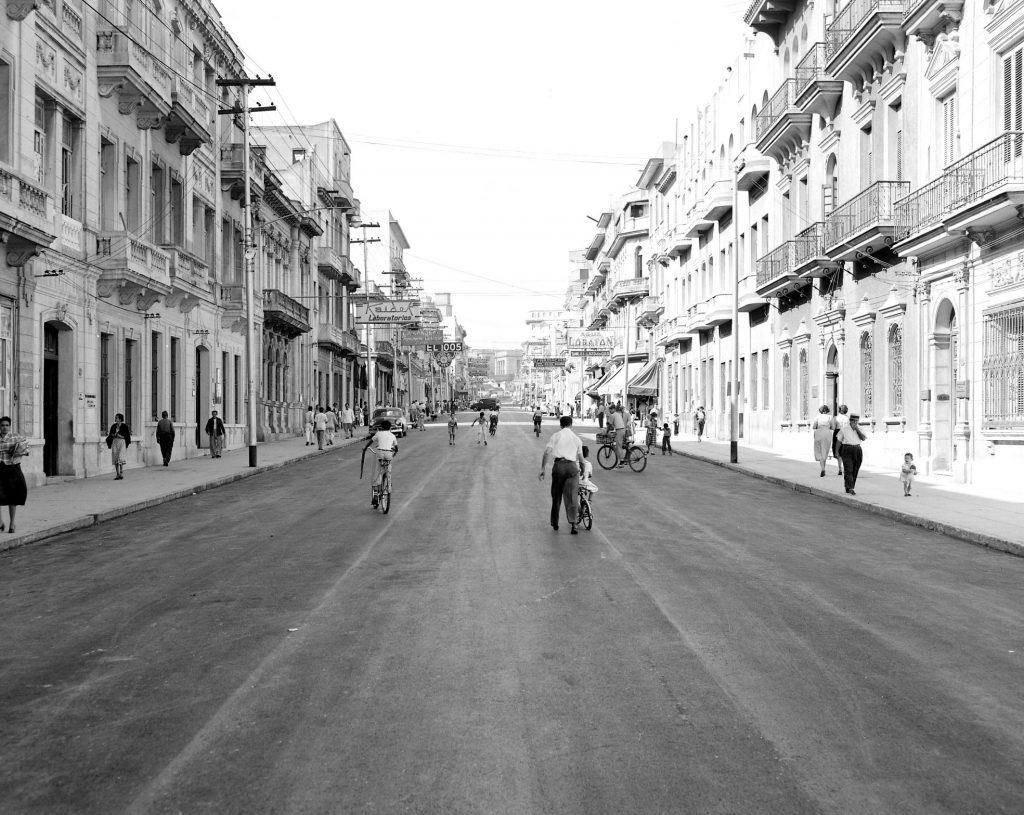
[351,223,380,410]
[217,76,276,467]
[730,158,743,464]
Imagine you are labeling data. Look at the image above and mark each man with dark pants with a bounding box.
[539,415,586,535]
[837,412,868,494]
[156,410,175,466]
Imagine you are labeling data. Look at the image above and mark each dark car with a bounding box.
[470,398,499,412]
[369,407,407,437]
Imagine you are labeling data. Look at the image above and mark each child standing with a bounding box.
[661,421,674,455]
[470,410,488,446]
[579,445,598,498]
[901,452,917,496]
[447,412,458,445]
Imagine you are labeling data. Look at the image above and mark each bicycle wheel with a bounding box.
[579,499,592,531]
[596,444,617,470]
[380,473,391,514]
[627,445,647,473]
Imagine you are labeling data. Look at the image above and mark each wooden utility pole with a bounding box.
[216,76,276,467]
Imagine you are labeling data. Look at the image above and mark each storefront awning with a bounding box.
[627,358,662,397]
[593,364,628,399]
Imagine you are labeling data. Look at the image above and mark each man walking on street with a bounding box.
[837,412,868,495]
[205,410,225,458]
[314,405,328,450]
[156,410,175,466]
[539,415,586,535]
[341,402,355,439]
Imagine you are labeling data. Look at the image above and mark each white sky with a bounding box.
[213,0,751,348]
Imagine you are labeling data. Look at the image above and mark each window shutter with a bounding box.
[896,129,904,181]
[1004,47,1023,158]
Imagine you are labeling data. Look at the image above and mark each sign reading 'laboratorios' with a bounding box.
[354,301,420,324]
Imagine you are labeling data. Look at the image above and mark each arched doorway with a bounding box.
[42,321,74,477]
[826,344,840,414]
[195,345,210,448]
[933,300,957,472]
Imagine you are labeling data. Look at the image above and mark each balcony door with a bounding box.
[195,346,210,448]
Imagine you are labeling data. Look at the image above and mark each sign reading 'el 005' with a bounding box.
[426,342,463,353]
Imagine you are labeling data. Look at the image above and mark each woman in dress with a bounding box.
[0,416,29,533]
[811,405,836,477]
[106,413,132,480]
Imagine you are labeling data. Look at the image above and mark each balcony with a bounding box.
[755,79,813,163]
[666,221,695,257]
[654,315,689,347]
[703,292,731,327]
[0,168,57,265]
[738,273,769,312]
[606,214,650,259]
[904,1,964,45]
[318,179,355,210]
[261,289,311,337]
[824,180,909,261]
[743,0,800,45]
[164,247,210,313]
[165,76,211,156]
[318,246,359,288]
[683,203,714,239]
[755,240,800,298]
[792,222,838,277]
[696,179,734,222]
[315,322,361,354]
[793,43,844,120]
[736,143,771,193]
[685,302,713,334]
[610,277,651,307]
[95,29,172,128]
[824,0,907,92]
[584,231,605,262]
[586,268,607,295]
[219,143,265,201]
[894,132,1024,257]
[638,296,664,325]
[94,232,171,308]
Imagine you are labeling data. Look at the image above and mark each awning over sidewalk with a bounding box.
[627,358,662,397]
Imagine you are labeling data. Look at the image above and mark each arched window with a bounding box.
[799,348,809,420]
[861,331,874,416]
[782,353,792,420]
[888,324,904,416]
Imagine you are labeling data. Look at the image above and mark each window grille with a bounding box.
[750,352,759,410]
[888,324,904,417]
[861,332,873,416]
[100,333,110,428]
[782,353,792,421]
[799,349,809,420]
[169,337,178,421]
[983,302,1024,428]
[151,332,160,421]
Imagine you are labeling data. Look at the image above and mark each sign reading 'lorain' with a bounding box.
[354,301,419,324]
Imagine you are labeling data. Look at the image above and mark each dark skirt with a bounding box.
[0,463,28,506]
[645,426,657,447]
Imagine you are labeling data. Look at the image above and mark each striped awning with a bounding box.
[627,358,662,397]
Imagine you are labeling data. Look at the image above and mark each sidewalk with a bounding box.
[0,433,365,554]
[574,420,1024,558]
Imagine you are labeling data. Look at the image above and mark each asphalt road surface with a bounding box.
[1,409,1022,814]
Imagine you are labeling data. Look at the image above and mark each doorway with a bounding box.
[195,345,209,448]
[42,322,74,477]
[932,301,956,472]
[826,345,839,414]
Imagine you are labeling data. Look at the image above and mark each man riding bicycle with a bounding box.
[363,419,398,507]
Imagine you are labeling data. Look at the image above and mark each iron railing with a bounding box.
[793,222,826,268]
[794,43,829,97]
[894,132,1024,240]
[756,241,797,288]
[825,0,906,60]
[756,79,799,141]
[823,180,909,250]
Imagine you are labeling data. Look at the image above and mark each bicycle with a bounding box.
[577,486,593,531]
[595,432,647,473]
[371,455,393,514]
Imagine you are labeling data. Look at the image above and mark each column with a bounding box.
[953,262,972,482]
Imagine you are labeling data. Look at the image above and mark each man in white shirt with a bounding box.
[539,415,586,534]
[313,406,328,450]
[364,419,399,507]
[341,402,355,438]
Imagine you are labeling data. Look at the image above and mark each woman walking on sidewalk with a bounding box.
[0,416,29,533]
[106,413,132,480]
[812,405,836,477]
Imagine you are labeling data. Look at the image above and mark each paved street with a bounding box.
[1,409,1022,814]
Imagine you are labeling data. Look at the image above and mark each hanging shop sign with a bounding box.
[426,341,463,353]
[417,306,443,323]
[531,357,566,369]
[354,300,420,324]
[402,328,445,348]
[434,351,455,368]
[566,329,615,356]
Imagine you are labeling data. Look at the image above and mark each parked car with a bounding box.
[470,398,499,411]
[369,407,407,437]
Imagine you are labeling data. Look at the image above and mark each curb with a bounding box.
[0,439,363,555]
[673,448,1024,559]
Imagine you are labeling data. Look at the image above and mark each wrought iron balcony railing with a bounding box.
[825,0,906,60]
[756,241,797,289]
[823,180,909,252]
[756,79,799,142]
